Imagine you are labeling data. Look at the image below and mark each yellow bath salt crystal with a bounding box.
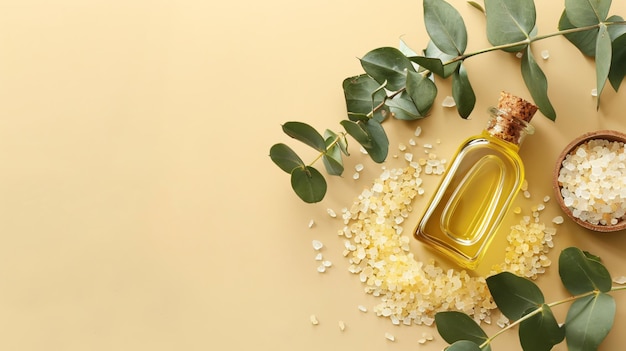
[310,314,319,325]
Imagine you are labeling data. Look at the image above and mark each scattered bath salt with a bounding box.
[415,126,423,136]
[385,332,395,342]
[360,146,368,154]
[312,240,324,251]
[423,143,433,149]
[423,332,434,341]
[327,208,337,218]
[442,95,456,107]
[398,143,407,151]
[543,195,551,203]
[591,88,598,97]
[323,260,333,267]
[521,179,528,191]
[353,172,360,180]
[358,305,368,312]
[317,265,327,273]
[338,320,346,331]
[541,49,550,60]
[523,190,531,199]
[552,216,564,225]
[308,219,315,228]
[409,138,417,146]
[355,163,364,172]
[513,206,522,214]
[613,276,626,284]
[516,52,523,58]
[315,253,323,261]
[310,314,319,325]
[404,153,414,162]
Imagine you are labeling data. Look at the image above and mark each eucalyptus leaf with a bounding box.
[324,129,349,156]
[423,0,468,56]
[409,56,445,77]
[559,10,598,57]
[435,311,491,351]
[399,37,420,57]
[406,70,437,115]
[486,271,544,321]
[342,74,390,123]
[595,23,612,107]
[424,40,461,77]
[468,1,485,14]
[565,0,611,27]
[360,47,415,91]
[446,340,483,351]
[565,293,616,351]
[607,15,626,39]
[362,118,389,163]
[322,137,344,176]
[452,63,476,119]
[609,33,626,91]
[290,166,327,203]
[385,91,423,120]
[559,247,612,295]
[519,304,565,351]
[282,121,326,152]
[484,0,536,52]
[269,143,305,174]
[521,47,556,120]
[340,120,372,149]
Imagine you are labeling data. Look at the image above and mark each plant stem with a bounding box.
[307,132,346,167]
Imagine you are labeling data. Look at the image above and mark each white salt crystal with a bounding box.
[385,332,395,341]
[409,138,417,146]
[338,320,346,331]
[541,50,550,59]
[327,208,337,218]
[355,163,364,172]
[310,314,319,325]
[308,219,315,228]
[613,276,626,284]
[441,96,456,107]
[516,52,523,58]
[317,265,326,273]
[353,172,360,180]
[415,126,422,136]
[315,253,323,261]
[322,260,332,267]
[552,216,564,224]
[591,88,598,97]
[358,305,368,312]
[312,240,324,250]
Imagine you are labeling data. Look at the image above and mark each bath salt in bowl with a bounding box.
[553,130,626,232]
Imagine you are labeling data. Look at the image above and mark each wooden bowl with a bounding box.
[553,130,626,232]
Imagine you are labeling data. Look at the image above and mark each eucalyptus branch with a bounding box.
[307,132,346,167]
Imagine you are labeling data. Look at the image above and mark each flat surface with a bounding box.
[1,0,626,350]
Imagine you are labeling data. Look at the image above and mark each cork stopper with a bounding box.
[496,91,538,122]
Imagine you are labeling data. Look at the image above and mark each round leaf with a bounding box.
[342,74,390,122]
[340,120,372,148]
[359,47,415,91]
[424,0,468,56]
[559,247,612,295]
[452,63,476,119]
[446,340,482,351]
[519,304,565,351]
[269,143,305,174]
[435,311,491,351]
[565,293,616,351]
[595,23,612,107]
[406,70,437,115]
[290,166,327,203]
[486,271,544,320]
[424,40,461,78]
[485,0,536,51]
[324,129,349,156]
[609,33,626,91]
[386,91,423,120]
[521,47,556,120]
[559,10,598,57]
[362,118,389,163]
[282,121,326,152]
[322,136,344,176]
[565,0,611,27]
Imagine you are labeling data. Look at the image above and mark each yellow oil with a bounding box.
[414,132,525,269]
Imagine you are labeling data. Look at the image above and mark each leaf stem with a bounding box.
[307,132,346,167]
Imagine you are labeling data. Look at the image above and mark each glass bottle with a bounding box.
[414,92,537,270]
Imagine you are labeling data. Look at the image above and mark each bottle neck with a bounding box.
[484,107,535,147]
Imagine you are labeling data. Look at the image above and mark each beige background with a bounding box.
[2,0,626,350]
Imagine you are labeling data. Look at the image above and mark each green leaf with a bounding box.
[324,129,349,156]
[409,56,445,77]
[342,74,390,123]
[520,47,556,120]
[424,40,461,78]
[362,118,389,163]
[595,23,612,107]
[519,304,565,351]
[446,340,483,351]
[565,293,616,351]
[385,91,423,120]
[399,38,420,57]
[559,10,598,57]
[486,272,544,321]
[559,247,612,295]
[340,120,372,148]
[360,47,415,91]
[452,63,475,118]
[423,0,468,56]
[290,166,327,203]
[435,311,491,351]
[282,121,326,152]
[322,137,344,176]
[609,33,626,91]
[406,70,437,115]
[565,0,611,27]
[468,1,486,14]
[484,0,536,52]
[269,143,305,174]
[607,15,626,40]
